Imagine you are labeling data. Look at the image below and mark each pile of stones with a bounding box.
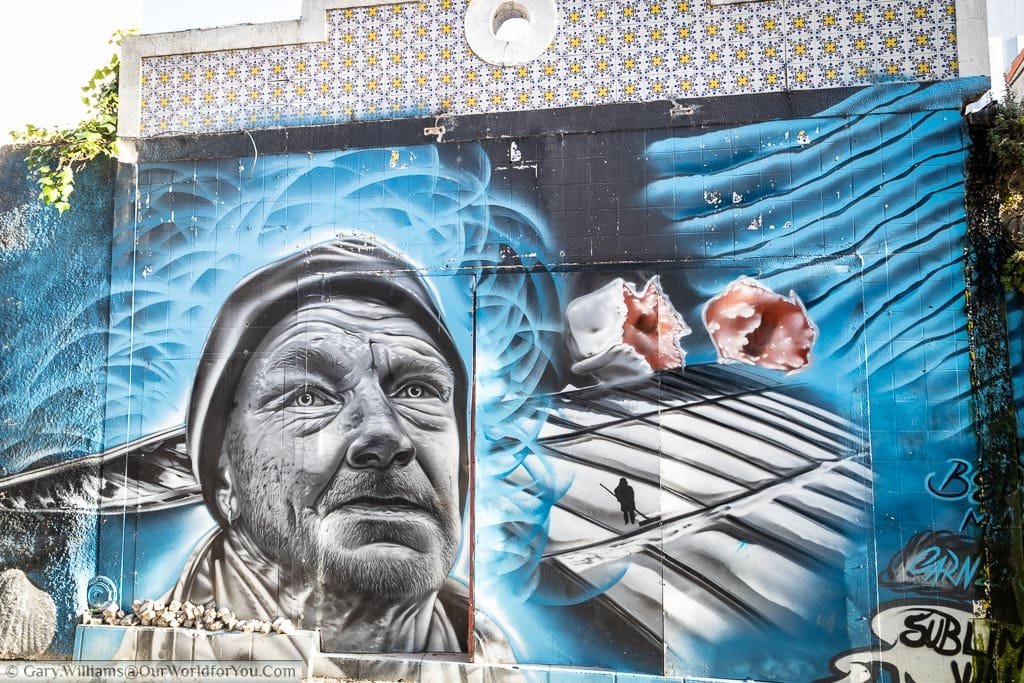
[81,599,294,635]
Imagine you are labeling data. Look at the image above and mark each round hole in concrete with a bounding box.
[465,0,557,66]
[492,2,532,42]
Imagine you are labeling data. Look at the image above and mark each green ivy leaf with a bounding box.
[15,28,134,212]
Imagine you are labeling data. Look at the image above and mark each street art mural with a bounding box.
[478,262,869,681]
[821,601,1024,683]
[115,240,494,663]
[0,78,994,682]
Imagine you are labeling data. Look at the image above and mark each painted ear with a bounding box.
[213,466,238,525]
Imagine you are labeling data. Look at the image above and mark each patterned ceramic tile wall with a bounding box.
[137,0,959,136]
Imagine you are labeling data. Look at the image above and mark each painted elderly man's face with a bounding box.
[221,296,462,598]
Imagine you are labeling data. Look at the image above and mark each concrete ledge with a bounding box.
[76,626,774,682]
[313,653,712,683]
[315,653,615,683]
[74,624,318,677]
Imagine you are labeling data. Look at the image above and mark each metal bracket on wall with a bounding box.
[424,126,447,143]
[670,100,699,117]
[424,114,453,143]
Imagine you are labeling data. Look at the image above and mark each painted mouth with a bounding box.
[337,496,432,515]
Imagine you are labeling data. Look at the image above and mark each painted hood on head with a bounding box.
[187,238,469,525]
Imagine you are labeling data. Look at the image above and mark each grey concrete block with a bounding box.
[75,625,131,661]
[546,667,616,683]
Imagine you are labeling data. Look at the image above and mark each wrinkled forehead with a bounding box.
[248,297,451,369]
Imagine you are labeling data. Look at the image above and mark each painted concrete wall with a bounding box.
[60,77,1001,682]
[0,1,1019,681]
[0,148,115,655]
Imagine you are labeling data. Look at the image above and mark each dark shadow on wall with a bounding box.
[964,109,1024,631]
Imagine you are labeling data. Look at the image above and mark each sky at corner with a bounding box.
[0,0,299,141]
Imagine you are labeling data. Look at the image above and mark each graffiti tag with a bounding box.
[926,459,985,532]
[820,602,1024,683]
[926,459,979,501]
[879,531,982,599]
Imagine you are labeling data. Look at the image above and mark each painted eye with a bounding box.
[292,391,320,407]
[394,382,434,399]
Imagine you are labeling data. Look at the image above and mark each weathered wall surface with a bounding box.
[71,77,992,682]
[0,148,115,655]
[126,0,964,136]
[1,0,1019,681]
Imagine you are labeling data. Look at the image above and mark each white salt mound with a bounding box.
[0,568,56,659]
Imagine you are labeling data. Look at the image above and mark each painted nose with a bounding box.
[344,391,416,469]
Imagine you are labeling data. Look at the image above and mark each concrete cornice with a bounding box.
[955,0,991,80]
[118,0,413,140]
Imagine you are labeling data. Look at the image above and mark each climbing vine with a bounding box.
[992,93,1024,293]
[8,30,132,214]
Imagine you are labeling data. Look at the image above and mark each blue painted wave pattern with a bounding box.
[643,79,987,678]
[646,80,983,534]
[50,76,988,678]
[0,154,113,476]
[0,151,115,655]
[104,144,565,597]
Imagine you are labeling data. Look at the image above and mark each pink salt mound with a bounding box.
[621,279,687,370]
[565,276,690,383]
[702,277,817,373]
